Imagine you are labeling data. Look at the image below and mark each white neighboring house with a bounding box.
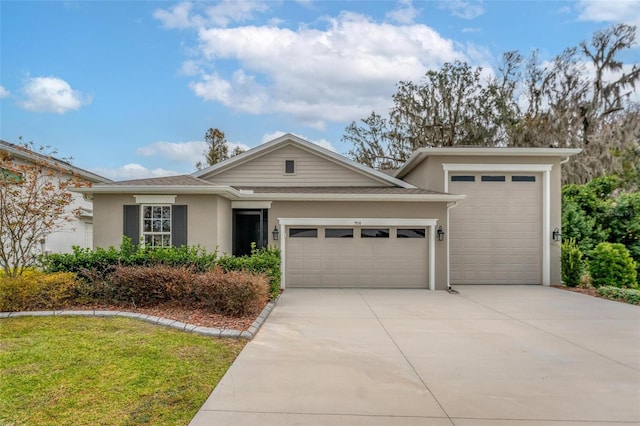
[0,140,111,254]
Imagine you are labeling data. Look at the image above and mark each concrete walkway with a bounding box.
[190,286,640,425]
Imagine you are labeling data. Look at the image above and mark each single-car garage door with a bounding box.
[449,173,542,285]
[286,226,428,288]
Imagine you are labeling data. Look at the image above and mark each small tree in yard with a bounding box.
[0,141,87,277]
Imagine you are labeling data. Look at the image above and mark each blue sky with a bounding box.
[1,0,638,180]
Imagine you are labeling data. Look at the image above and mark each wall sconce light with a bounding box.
[437,226,445,241]
[552,227,562,241]
[272,225,280,241]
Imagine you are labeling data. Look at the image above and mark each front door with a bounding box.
[233,209,268,256]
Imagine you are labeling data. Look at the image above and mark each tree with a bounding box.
[343,24,639,185]
[196,128,246,170]
[0,141,87,277]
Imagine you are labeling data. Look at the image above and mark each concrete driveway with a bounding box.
[190,286,640,425]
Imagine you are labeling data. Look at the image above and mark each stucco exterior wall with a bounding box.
[93,194,222,253]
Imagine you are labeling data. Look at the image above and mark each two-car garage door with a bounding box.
[286,226,428,288]
[449,173,542,285]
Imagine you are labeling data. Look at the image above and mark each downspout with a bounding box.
[446,201,459,294]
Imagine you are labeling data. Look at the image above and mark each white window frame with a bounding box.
[141,204,172,248]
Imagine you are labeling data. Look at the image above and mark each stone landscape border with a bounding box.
[0,299,278,340]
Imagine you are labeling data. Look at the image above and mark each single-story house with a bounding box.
[0,140,111,254]
[74,134,581,290]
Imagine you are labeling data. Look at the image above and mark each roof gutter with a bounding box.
[71,185,244,199]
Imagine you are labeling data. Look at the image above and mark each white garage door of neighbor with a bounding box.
[286,226,428,288]
[449,173,542,285]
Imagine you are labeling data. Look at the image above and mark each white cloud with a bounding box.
[136,139,252,166]
[91,164,182,181]
[462,27,481,33]
[438,0,485,20]
[136,141,207,164]
[154,0,268,29]
[19,76,91,113]
[164,10,467,128]
[262,130,337,152]
[576,0,640,27]
[386,0,419,25]
[0,86,9,98]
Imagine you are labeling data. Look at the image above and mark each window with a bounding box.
[397,228,425,238]
[481,175,506,182]
[512,176,536,182]
[142,205,171,247]
[285,160,295,174]
[289,228,317,238]
[361,228,389,238]
[451,175,475,182]
[325,228,353,238]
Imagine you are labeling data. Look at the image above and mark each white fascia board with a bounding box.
[443,163,553,172]
[420,147,582,156]
[135,195,176,204]
[240,193,466,202]
[231,201,272,209]
[71,185,243,198]
[278,218,438,227]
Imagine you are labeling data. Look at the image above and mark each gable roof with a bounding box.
[394,147,583,179]
[191,133,416,189]
[0,140,112,183]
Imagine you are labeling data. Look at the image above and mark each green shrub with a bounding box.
[605,192,640,276]
[561,238,584,287]
[588,242,638,288]
[195,267,269,317]
[0,271,77,312]
[44,237,218,277]
[561,200,607,254]
[597,286,640,305]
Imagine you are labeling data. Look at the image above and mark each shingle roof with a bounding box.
[235,186,449,195]
[107,175,215,186]
[0,139,111,183]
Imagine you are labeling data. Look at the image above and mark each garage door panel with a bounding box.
[287,226,428,288]
[450,175,542,285]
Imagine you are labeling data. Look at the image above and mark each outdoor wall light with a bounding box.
[272,225,280,241]
[552,227,562,241]
[437,226,445,241]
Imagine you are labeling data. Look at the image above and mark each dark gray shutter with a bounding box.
[172,205,188,247]
[123,205,140,245]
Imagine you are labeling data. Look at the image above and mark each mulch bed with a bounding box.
[59,301,268,331]
[551,284,602,298]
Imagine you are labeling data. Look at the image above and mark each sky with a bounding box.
[1,0,639,180]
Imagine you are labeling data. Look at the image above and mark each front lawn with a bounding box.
[0,317,245,425]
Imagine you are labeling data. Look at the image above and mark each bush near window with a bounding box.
[561,238,584,287]
[588,242,638,289]
[0,270,77,312]
[44,237,218,279]
[597,286,640,305]
[44,238,281,299]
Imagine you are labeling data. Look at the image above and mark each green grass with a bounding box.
[0,317,246,426]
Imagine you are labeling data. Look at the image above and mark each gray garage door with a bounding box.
[449,173,542,285]
[286,226,428,288]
